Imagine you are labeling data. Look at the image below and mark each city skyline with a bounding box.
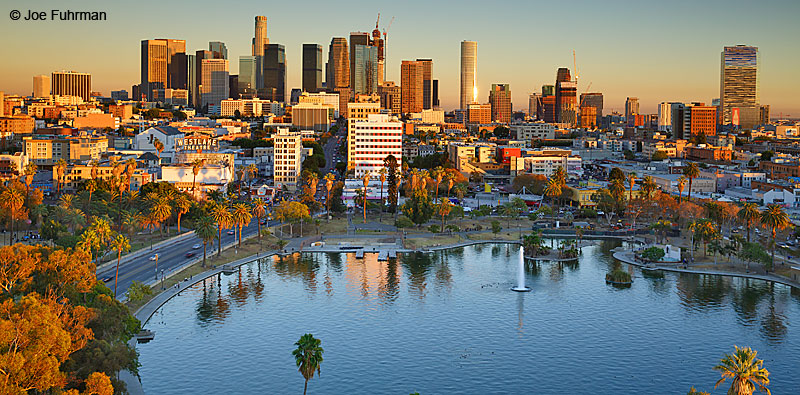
[1,0,799,115]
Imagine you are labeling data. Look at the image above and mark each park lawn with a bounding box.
[318,217,349,234]
[467,231,526,241]
[404,235,463,249]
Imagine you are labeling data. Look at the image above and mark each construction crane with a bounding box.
[376,13,380,30]
[382,16,395,40]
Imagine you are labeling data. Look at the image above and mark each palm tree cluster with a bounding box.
[687,345,771,395]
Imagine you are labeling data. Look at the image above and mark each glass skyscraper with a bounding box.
[720,45,759,128]
[263,44,286,102]
[352,44,377,95]
[238,56,257,91]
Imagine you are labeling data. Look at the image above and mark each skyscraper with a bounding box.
[625,97,639,119]
[460,41,477,110]
[489,84,512,123]
[528,93,540,119]
[378,81,401,114]
[416,59,434,110]
[194,50,212,106]
[580,93,603,127]
[554,68,576,127]
[238,56,258,92]
[556,68,571,84]
[400,61,424,114]
[302,44,323,93]
[187,54,196,106]
[542,85,555,97]
[253,16,269,56]
[720,45,759,129]
[372,25,385,85]
[209,41,228,59]
[51,71,91,101]
[200,59,229,111]
[33,75,50,98]
[349,32,371,93]
[327,38,349,89]
[141,39,186,101]
[263,44,286,102]
[352,44,378,96]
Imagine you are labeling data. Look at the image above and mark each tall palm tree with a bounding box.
[111,234,130,298]
[23,161,37,196]
[431,166,445,199]
[236,168,246,197]
[252,198,267,247]
[209,202,232,256]
[544,178,562,211]
[553,166,567,187]
[713,346,770,395]
[245,163,258,184]
[738,202,760,243]
[194,215,216,267]
[683,163,700,201]
[84,179,97,216]
[378,167,387,207]
[437,197,452,231]
[305,171,319,202]
[1,187,25,243]
[641,176,658,200]
[174,194,191,233]
[677,175,687,204]
[54,158,68,197]
[150,197,172,238]
[292,334,324,395]
[760,204,789,270]
[231,202,253,247]
[323,173,335,221]
[628,172,637,201]
[191,159,205,199]
[445,173,455,197]
[362,173,370,223]
[125,158,137,192]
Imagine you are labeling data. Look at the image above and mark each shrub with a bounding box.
[428,225,441,233]
[640,246,665,262]
[491,220,502,234]
[606,269,632,283]
[445,224,460,233]
[395,216,414,228]
[126,281,153,303]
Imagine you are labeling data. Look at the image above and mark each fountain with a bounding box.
[512,246,531,292]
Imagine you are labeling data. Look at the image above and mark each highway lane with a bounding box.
[99,219,276,298]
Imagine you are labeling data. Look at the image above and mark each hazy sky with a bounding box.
[1,0,798,115]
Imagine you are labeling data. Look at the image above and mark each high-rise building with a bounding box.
[200,59,229,111]
[253,16,269,56]
[187,54,196,106]
[542,96,557,123]
[272,128,302,192]
[759,104,770,125]
[302,44,323,93]
[141,39,186,101]
[327,38,349,90]
[209,41,228,59]
[349,32,370,92]
[51,71,91,101]
[400,61,424,114]
[33,75,50,98]
[625,97,639,119]
[346,102,381,169]
[720,45,759,129]
[657,102,673,132]
[467,103,491,125]
[378,82,401,114]
[194,50,212,106]
[416,59,434,110]
[528,93,541,119]
[689,104,717,137]
[579,93,603,127]
[554,68,576,126]
[239,56,258,92]
[556,68,571,84]
[460,41,478,110]
[372,26,385,85]
[350,114,403,178]
[542,85,555,97]
[432,80,439,108]
[352,44,378,96]
[263,44,286,102]
[489,84,512,123]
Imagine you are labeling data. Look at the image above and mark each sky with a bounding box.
[1,0,799,116]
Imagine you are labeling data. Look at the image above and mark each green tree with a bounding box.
[209,203,232,256]
[194,215,216,267]
[738,202,760,243]
[436,197,452,231]
[640,246,665,262]
[126,281,153,303]
[683,163,700,201]
[713,346,770,395]
[292,334,324,395]
[651,150,669,161]
[401,190,434,228]
[760,204,789,270]
[491,220,502,235]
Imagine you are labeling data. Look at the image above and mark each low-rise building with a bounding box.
[160,164,231,196]
[24,133,108,166]
[510,122,556,142]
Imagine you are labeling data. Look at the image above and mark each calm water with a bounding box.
[138,241,800,394]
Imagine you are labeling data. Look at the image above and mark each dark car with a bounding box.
[185,252,196,258]
[101,274,114,283]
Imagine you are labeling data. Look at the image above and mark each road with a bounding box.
[319,124,345,174]
[98,219,278,298]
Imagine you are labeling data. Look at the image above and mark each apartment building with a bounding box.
[349,114,403,178]
[273,128,303,192]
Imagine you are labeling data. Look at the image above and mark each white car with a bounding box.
[149,254,159,261]
[192,244,202,249]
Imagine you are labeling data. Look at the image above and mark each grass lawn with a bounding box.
[318,217,349,234]
[467,231,526,241]
[404,235,463,249]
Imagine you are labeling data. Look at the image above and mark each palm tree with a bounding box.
[760,204,789,271]
[738,202,760,243]
[378,167,387,207]
[236,168,245,197]
[683,163,700,201]
[84,179,97,215]
[431,166,445,199]
[305,171,319,201]
[252,198,267,247]
[150,197,172,238]
[124,158,137,192]
[1,187,25,243]
[553,166,567,187]
[23,161,37,196]
[174,194,191,233]
[191,159,205,199]
[54,159,67,196]
[628,172,637,201]
[362,173,370,223]
[544,178,562,211]
[111,234,130,298]
[209,202,232,256]
[292,334,324,395]
[677,175,687,204]
[641,176,658,200]
[245,163,258,190]
[437,197,452,231]
[323,173,335,221]
[231,202,253,247]
[713,346,770,395]
[153,138,164,162]
[445,173,455,197]
[59,193,75,210]
[194,215,216,267]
